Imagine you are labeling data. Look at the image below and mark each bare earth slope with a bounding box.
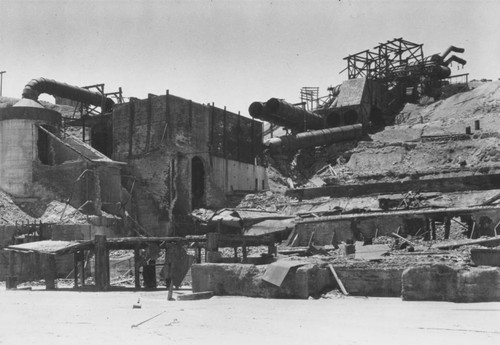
[324,81,500,184]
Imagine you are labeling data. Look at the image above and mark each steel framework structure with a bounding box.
[343,38,426,82]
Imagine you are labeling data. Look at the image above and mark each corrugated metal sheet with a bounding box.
[6,240,91,255]
[262,260,308,286]
[244,218,296,236]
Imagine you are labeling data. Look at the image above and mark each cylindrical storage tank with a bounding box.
[0,98,61,196]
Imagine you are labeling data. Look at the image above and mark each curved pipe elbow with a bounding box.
[22,77,115,112]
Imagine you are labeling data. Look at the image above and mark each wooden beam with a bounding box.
[328,264,348,295]
[94,235,109,291]
[134,247,141,289]
[435,235,500,250]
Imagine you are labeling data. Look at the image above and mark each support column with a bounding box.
[73,252,79,288]
[7,252,17,290]
[134,247,141,289]
[81,251,86,286]
[94,235,109,291]
[242,240,247,264]
[44,254,57,290]
[444,217,451,240]
[431,220,437,240]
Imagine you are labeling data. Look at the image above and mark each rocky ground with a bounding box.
[267,80,500,188]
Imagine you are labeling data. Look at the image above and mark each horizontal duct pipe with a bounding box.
[248,101,298,129]
[443,55,467,67]
[249,98,324,131]
[22,78,115,112]
[440,45,465,60]
[264,124,363,154]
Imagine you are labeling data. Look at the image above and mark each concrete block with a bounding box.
[191,263,335,299]
[402,264,500,302]
[335,267,403,297]
[177,291,214,301]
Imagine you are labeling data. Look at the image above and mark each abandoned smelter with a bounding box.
[1,38,500,302]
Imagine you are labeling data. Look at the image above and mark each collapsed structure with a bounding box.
[0,77,267,285]
[1,38,500,302]
[192,38,500,302]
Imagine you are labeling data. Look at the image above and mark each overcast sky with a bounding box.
[1,0,499,114]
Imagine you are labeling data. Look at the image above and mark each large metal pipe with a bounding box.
[22,78,115,112]
[264,124,363,154]
[265,98,324,129]
[443,55,467,67]
[440,45,465,60]
[249,98,324,131]
[248,102,290,128]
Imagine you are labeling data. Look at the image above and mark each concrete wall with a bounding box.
[0,104,61,197]
[112,93,267,235]
[0,119,36,196]
[211,156,267,193]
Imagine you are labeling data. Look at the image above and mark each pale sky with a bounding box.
[1,0,499,115]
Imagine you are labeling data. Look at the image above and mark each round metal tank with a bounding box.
[0,98,61,196]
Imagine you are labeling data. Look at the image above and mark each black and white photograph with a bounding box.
[1,0,499,344]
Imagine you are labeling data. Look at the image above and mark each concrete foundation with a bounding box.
[402,264,500,302]
[192,263,334,299]
[191,263,403,299]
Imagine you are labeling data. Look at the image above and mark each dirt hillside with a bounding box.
[287,80,500,188]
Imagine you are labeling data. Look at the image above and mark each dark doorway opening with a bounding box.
[326,111,341,128]
[191,156,205,209]
[343,109,358,125]
[37,125,54,165]
[91,122,113,158]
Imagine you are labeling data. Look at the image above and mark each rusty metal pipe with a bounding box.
[22,78,115,112]
[249,101,300,129]
[265,98,324,130]
[264,124,363,154]
[440,45,465,60]
[443,55,467,67]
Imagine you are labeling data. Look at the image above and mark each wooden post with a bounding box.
[424,218,430,241]
[81,251,86,286]
[44,254,57,290]
[233,247,238,259]
[7,251,17,289]
[134,247,141,289]
[94,235,109,291]
[106,249,111,287]
[73,252,79,288]
[328,264,348,295]
[242,240,247,263]
[145,94,152,152]
[444,216,451,240]
[207,233,220,251]
[308,231,315,247]
[197,247,202,264]
[167,263,174,301]
[431,220,437,240]
[128,101,135,158]
[267,243,276,256]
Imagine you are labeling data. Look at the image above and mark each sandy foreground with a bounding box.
[0,287,499,345]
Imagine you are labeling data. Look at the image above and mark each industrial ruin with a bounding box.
[1,38,500,302]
